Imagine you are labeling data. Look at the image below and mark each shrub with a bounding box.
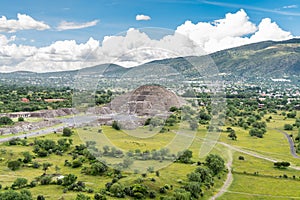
[72,160,82,168]
[284,124,293,131]
[112,121,120,130]
[7,160,21,171]
[63,127,72,137]
[0,116,14,125]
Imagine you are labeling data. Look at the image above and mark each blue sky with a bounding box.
[0,0,300,72]
[1,0,300,46]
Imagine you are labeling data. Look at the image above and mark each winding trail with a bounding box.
[210,150,233,200]
[275,129,300,159]
[211,139,300,200]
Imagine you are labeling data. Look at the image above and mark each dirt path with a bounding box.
[210,141,300,199]
[210,150,233,200]
[219,141,300,170]
[275,129,300,159]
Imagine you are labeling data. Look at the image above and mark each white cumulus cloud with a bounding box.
[57,20,99,31]
[176,9,292,52]
[136,14,151,21]
[0,13,50,33]
[0,34,16,46]
[250,18,292,42]
[0,9,295,72]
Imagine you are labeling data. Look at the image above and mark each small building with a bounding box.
[21,98,30,103]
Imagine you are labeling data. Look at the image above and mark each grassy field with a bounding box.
[219,173,300,200]
[218,112,300,166]
[0,124,229,199]
[0,110,299,199]
[216,111,300,199]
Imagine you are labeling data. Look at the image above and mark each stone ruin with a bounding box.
[93,85,185,129]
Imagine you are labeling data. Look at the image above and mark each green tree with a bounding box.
[184,182,202,199]
[228,129,237,140]
[0,189,32,200]
[42,162,52,174]
[37,195,45,200]
[173,189,191,200]
[195,167,213,185]
[76,193,91,200]
[205,154,225,175]
[22,151,33,163]
[62,127,72,136]
[187,172,202,182]
[109,183,125,198]
[18,117,24,122]
[7,160,21,171]
[82,162,107,176]
[0,116,14,125]
[40,176,52,185]
[284,124,293,131]
[72,160,82,168]
[12,178,28,189]
[274,161,290,169]
[62,174,77,186]
[177,150,193,164]
[112,121,120,130]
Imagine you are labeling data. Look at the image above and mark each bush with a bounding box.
[18,117,24,122]
[112,121,120,130]
[0,189,32,200]
[7,160,21,171]
[284,124,293,131]
[287,112,297,118]
[12,178,28,189]
[109,183,125,198]
[76,193,91,200]
[0,116,14,125]
[274,161,290,169]
[94,193,107,200]
[205,154,225,175]
[8,138,21,145]
[40,176,52,185]
[37,195,45,200]
[169,106,178,112]
[72,160,82,168]
[63,127,73,136]
[177,150,193,164]
[62,174,77,186]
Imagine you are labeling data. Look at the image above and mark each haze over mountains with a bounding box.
[1,38,299,88]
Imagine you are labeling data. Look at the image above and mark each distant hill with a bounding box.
[0,38,300,87]
[210,38,300,78]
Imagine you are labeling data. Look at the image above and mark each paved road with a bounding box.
[275,129,300,159]
[0,115,98,143]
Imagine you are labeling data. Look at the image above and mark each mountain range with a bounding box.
[1,38,300,88]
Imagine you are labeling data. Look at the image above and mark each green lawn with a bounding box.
[1,110,298,199]
[0,125,227,199]
[219,173,300,200]
[219,124,300,166]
